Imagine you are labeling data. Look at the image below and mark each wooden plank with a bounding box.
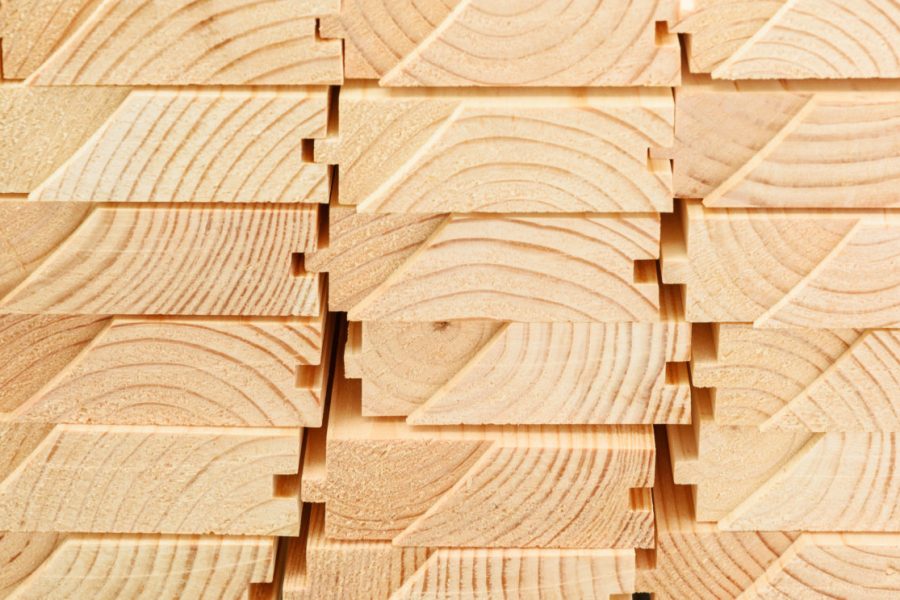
[0,423,301,535]
[662,200,900,328]
[673,0,900,80]
[312,357,655,548]
[316,82,674,213]
[307,208,661,322]
[672,75,900,207]
[284,504,637,600]
[1,85,330,200]
[346,286,691,424]
[8,0,342,85]
[0,310,329,427]
[0,203,321,316]
[668,391,900,532]
[691,323,900,431]
[321,0,680,86]
[739,533,900,599]
[0,532,275,600]
[30,88,331,203]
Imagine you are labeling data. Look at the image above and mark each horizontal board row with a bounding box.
[0,423,301,535]
[6,79,895,209]
[0,533,278,600]
[0,310,331,427]
[0,203,322,316]
[0,86,331,201]
[345,286,690,424]
[670,390,900,532]
[285,441,900,599]
[5,1,896,86]
[663,201,900,329]
[307,202,900,327]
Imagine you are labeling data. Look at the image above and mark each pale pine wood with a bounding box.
[673,0,900,79]
[692,323,900,431]
[308,208,661,322]
[0,532,61,598]
[322,0,680,86]
[672,74,900,207]
[636,432,798,599]
[346,287,690,424]
[285,504,637,600]
[3,533,275,600]
[0,0,104,80]
[313,358,655,548]
[284,505,432,600]
[21,0,342,86]
[28,88,330,203]
[662,200,900,328]
[669,391,900,532]
[0,203,321,316]
[316,82,674,213]
[0,85,128,192]
[0,423,300,535]
[0,311,328,427]
[739,533,900,599]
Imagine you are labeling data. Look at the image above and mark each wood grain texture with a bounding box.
[669,392,900,532]
[20,0,342,86]
[316,82,674,213]
[674,0,900,80]
[285,504,637,600]
[0,86,128,192]
[346,287,691,424]
[672,75,900,207]
[308,209,661,322]
[0,423,301,535]
[739,533,900,599]
[323,0,680,86]
[3,533,275,600]
[0,0,104,80]
[0,312,328,427]
[0,203,320,316]
[662,200,900,328]
[636,431,799,599]
[28,88,330,203]
[692,323,900,431]
[314,360,655,549]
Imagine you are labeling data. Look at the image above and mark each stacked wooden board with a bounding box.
[1,0,898,598]
[0,0,340,597]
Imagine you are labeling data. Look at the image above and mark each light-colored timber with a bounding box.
[0,203,321,316]
[0,532,276,600]
[673,0,900,80]
[321,0,679,86]
[0,85,331,201]
[0,309,330,427]
[669,390,900,532]
[284,504,638,600]
[1,0,342,85]
[691,322,900,431]
[671,74,900,206]
[0,422,301,535]
[639,431,900,599]
[344,286,691,424]
[662,200,900,328]
[308,357,655,549]
[315,81,674,213]
[307,206,662,322]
